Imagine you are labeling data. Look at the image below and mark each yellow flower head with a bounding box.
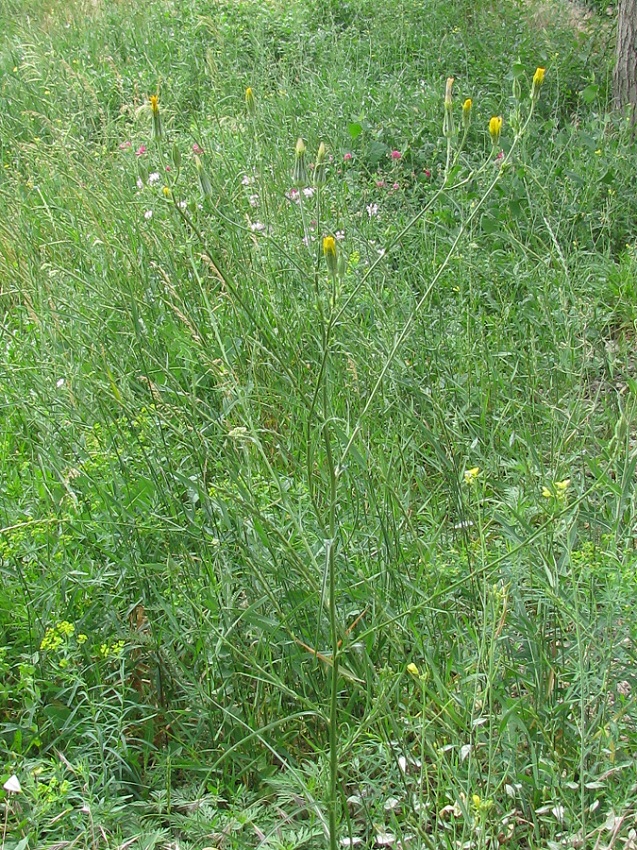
[407,662,420,677]
[462,98,472,126]
[245,86,255,115]
[323,235,338,278]
[149,95,163,139]
[531,67,546,101]
[464,466,481,485]
[488,115,503,146]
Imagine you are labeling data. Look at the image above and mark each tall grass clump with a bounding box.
[2,0,637,847]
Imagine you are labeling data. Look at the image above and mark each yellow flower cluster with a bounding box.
[40,621,75,652]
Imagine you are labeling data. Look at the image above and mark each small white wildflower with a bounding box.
[286,188,300,203]
[241,174,254,186]
[148,171,161,186]
[3,775,21,794]
[56,378,65,388]
[335,230,345,241]
[248,194,259,207]
[250,221,265,232]
[144,209,153,220]
[136,177,144,190]
[366,203,379,217]
[178,200,187,210]
[377,248,386,257]
[303,186,315,198]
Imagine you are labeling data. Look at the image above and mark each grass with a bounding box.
[2,0,637,847]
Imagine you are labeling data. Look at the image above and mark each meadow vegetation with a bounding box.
[2,0,637,847]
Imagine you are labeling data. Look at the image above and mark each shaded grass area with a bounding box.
[2,0,637,847]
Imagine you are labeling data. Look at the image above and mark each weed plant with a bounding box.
[1,0,637,848]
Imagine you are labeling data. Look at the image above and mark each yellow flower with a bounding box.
[323,235,338,278]
[407,662,420,677]
[162,186,171,198]
[472,794,481,808]
[531,67,546,101]
[462,98,472,128]
[464,466,481,485]
[245,86,255,115]
[555,478,570,492]
[488,115,502,147]
[149,95,163,139]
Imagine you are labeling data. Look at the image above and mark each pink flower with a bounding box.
[390,150,402,160]
[392,182,400,190]
[119,141,132,150]
[343,152,353,162]
[376,180,386,188]
[165,165,171,172]
[135,145,147,157]
[192,143,204,155]
[423,168,431,178]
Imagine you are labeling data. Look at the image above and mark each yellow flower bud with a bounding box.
[407,662,420,677]
[323,235,338,279]
[245,86,255,115]
[488,115,502,147]
[149,95,163,140]
[462,98,472,128]
[531,67,546,101]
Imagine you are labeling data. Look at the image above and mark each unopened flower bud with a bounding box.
[323,235,338,279]
[194,155,213,199]
[531,67,546,101]
[314,141,327,185]
[488,115,502,147]
[245,86,256,115]
[149,95,163,140]
[462,98,472,129]
[443,77,455,139]
[293,137,308,187]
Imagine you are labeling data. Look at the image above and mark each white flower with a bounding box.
[366,203,379,217]
[3,775,21,794]
[178,200,187,210]
[335,230,345,241]
[250,221,265,232]
[248,194,259,207]
[377,248,386,257]
[144,209,153,220]
[241,174,254,186]
[136,178,144,190]
[303,187,315,198]
[148,172,161,186]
